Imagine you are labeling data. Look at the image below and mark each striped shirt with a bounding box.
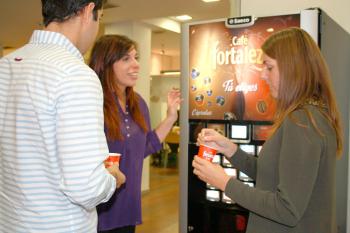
[0,30,116,233]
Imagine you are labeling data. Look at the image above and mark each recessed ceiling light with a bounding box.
[202,0,221,2]
[175,15,192,21]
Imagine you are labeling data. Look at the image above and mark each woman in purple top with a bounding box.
[89,34,181,233]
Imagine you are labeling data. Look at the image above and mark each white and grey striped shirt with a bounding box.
[0,30,116,233]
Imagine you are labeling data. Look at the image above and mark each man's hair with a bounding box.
[41,0,106,26]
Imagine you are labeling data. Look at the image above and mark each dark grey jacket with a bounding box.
[226,105,337,233]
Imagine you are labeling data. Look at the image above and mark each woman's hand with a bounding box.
[166,88,181,122]
[197,128,237,158]
[107,164,126,188]
[192,155,231,191]
[154,88,182,142]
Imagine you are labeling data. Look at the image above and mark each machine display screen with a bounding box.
[230,125,249,140]
[206,183,217,190]
[240,145,255,155]
[222,157,233,167]
[253,124,273,141]
[222,193,234,204]
[243,182,254,188]
[224,168,237,178]
[239,171,253,182]
[212,154,221,164]
[206,190,220,201]
[257,145,263,155]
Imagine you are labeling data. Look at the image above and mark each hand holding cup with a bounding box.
[197,128,237,158]
[104,153,121,168]
[105,153,125,188]
[197,143,217,162]
[106,164,126,188]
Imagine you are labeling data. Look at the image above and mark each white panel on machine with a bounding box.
[300,8,319,43]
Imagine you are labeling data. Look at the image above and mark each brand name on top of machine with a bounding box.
[232,17,251,24]
[212,34,263,69]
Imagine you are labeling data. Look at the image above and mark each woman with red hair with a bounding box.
[89,34,181,233]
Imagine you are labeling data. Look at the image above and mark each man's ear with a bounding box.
[80,2,96,23]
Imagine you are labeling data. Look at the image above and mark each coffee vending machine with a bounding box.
[179,8,350,233]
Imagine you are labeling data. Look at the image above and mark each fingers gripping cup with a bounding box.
[198,144,217,162]
[105,153,121,168]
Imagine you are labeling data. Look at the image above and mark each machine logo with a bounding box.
[225,16,255,28]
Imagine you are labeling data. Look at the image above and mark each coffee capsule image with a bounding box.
[191,85,197,92]
[195,94,205,105]
[216,96,225,106]
[224,112,237,120]
[206,89,213,96]
[257,100,267,113]
[191,68,200,79]
[203,76,211,85]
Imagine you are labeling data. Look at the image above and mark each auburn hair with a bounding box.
[89,34,148,141]
[261,27,343,156]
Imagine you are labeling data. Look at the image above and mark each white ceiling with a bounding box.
[0,0,230,56]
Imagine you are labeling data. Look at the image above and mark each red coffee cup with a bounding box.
[105,153,121,168]
[198,144,217,162]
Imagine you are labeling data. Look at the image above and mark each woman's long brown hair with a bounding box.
[262,27,343,157]
[89,35,148,141]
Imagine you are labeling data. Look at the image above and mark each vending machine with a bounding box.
[179,8,350,233]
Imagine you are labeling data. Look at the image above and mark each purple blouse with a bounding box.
[97,94,162,230]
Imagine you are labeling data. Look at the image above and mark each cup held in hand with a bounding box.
[105,153,121,168]
[198,144,217,162]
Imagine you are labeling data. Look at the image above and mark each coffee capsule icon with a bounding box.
[257,100,267,113]
[216,96,225,106]
[206,89,213,96]
[195,94,205,105]
[191,68,200,79]
[203,76,211,85]
[224,112,237,120]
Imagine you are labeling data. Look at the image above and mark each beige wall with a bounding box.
[241,0,350,34]
[151,53,180,75]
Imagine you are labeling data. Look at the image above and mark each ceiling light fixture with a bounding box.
[175,15,192,21]
[161,70,181,76]
[202,0,221,2]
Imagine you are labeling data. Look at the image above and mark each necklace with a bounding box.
[304,98,327,108]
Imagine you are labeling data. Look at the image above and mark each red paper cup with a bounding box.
[198,144,217,162]
[105,153,121,168]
